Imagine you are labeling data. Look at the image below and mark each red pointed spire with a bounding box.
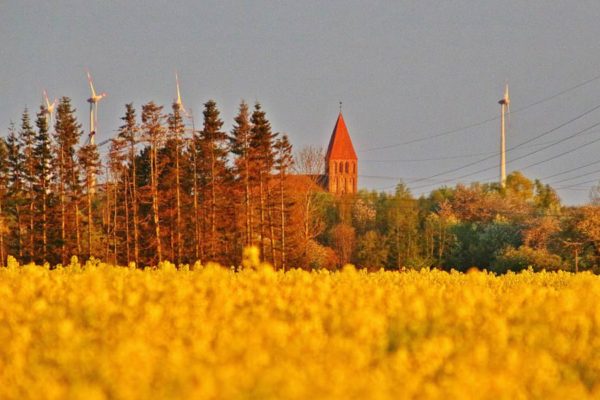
[326,112,357,161]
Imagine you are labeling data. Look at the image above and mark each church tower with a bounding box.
[325,112,358,195]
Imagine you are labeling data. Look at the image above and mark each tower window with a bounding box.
[345,161,349,173]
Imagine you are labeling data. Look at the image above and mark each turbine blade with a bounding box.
[87,71,97,98]
[43,89,50,109]
[176,72,183,106]
[505,83,510,129]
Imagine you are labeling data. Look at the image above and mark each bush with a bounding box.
[492,246,567,273]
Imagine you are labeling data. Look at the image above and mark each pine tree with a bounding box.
[108,137,128,263]
[166,102,186,264]
[198,100,230,261]
[141,102,165,263]
[117,104,140,265]
[54,97,84,263]
[0,137,9,265]
[187,125,202,261]
[230,101,253,248]
[19,109,37,262]
[6,121,24,259]
[34,107,54,263]
[274,134,293,268]
[250,103,278,263]
[78,142,101,259]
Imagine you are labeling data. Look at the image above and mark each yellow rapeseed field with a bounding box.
[1,250,600,399]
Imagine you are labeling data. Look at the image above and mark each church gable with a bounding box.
[325,112,358,195]
[325,113,357,161]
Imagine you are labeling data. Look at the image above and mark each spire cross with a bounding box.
[339,101,342,112]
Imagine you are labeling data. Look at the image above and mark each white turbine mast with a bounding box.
[498,83,510,189]
[42,89,57,127]
[86,70,107,145]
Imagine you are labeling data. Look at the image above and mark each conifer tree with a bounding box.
[0,137,9,265]
[117,104,140,265]
[230,101,253,248]
[19,109,37,261]
[6,122,24,258]
[108,136,129,263]
[78,142,101,258]
[274,134,293,268]
[250,103,278,263]
[34,107,54,263]
[166,102,186,264]
[187,126,202,260]
[53,97,84,263]
[198,100,230,260]
[141,102,165,263]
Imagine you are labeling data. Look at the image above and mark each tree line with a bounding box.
[3,97,600,272]
[314,172,600,273]
[0,98,313,268]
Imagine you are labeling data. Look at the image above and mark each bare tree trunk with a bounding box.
[124,175,131,263]
[175,136,182,264]
[16,206,23,260]
[60,177,66,265]
[86,178,92,258]
[279,174,286,269]
[72,166,81,257]
[245,158,252,246]
[130,145,139,266]
[28,194,34,262]
[151,140,162,262]
[104,176,110,261]
[303,193,311,258]
[75,200,81,257]
[0,199,4,265]
[259,171,265,258]
[113,180,117,265]
[210,147,217,259]
[267,185,276,267]
[438,222,447,265]
[41,185,47,263]
[192,145,200,261]
[169,226,175,262]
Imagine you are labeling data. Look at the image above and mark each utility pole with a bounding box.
[563,241,583,273]
[498,84,510,189]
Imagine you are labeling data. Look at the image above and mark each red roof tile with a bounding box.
[325,113,357,161]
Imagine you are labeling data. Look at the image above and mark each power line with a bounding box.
[555,177,600,190]
[361,151,496,163]
[372,111,600,194]
[361,72,600,152]
[360,140,564,164]
[514,134,600,173]
[359,175,461,183]
[410,123,600,191]
[549,166,600,185]
[540,159,600,181]
[404,108,600,191]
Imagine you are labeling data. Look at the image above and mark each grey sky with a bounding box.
[2,1,600,204]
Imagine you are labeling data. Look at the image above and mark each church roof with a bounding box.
[325,112,357,161]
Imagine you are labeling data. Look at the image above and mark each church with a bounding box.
[324,112,358,195]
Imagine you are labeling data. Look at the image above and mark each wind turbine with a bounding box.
[42,89,57,127]
[86,70,107,145]
[174,72,190,116]
[498,83,510,189]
